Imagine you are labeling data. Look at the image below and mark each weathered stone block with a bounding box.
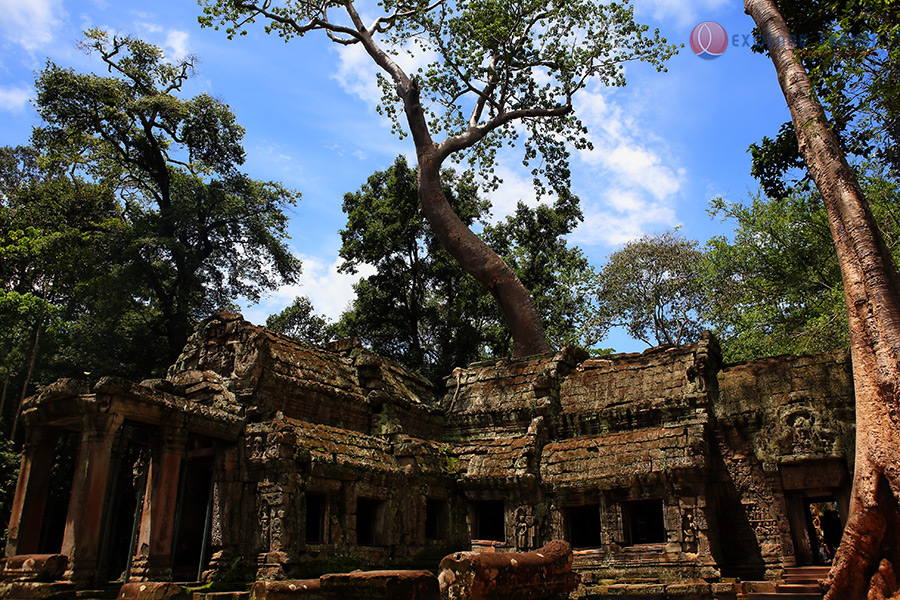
[438,540,579,600]
[319,570,438,600]
[663,581,710,597]
[0,582,75,600]
[117,582,188,600]
[0,555,67,583]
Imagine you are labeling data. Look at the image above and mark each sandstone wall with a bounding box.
[12,313,858,588]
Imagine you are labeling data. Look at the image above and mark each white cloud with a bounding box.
[484,164,542,222]
[572,189,678,247]
[333,43,383,108]
[132,20,190,62]
[135,21,163,34]
[0,0,64,50]
[633,0,730,29]
[0,85,32,112]
[241,255,376,326]
[571,85,685,247]
[164,30,190,61]
[333,37,437,111]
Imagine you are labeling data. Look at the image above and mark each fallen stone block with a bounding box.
[438,540,579,600]
[0,555,67,582]
[319,570,439,600]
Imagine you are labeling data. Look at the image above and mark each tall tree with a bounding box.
[335,155,488,380]
[591,231,704,348]
[334,156,596,381]
[200,0,676,357]
[481,192,598,355]
[745,2,900,598]
[34,30,302,364]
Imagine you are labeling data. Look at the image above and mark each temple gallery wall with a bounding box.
[2,312,855,591]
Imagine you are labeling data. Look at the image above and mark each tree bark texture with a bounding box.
[416,153,552,359]
[745,2,900,599]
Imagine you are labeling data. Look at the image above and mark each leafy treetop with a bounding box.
[29,30,302,362]
[199,0,677,196]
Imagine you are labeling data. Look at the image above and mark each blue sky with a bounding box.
[0,0,794,353]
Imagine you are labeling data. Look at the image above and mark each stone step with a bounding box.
[745,594,822,600]
[776,583,823,594]
[784,567,830,576]
[783,566,830,585]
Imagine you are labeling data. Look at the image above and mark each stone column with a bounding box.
[5,426,60,556]
[61,412,124,582]
[129,424,187,582]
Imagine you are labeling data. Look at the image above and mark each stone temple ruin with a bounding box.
[1,312,854,599]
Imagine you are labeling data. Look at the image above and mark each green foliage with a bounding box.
[750,0,900,195]
[199,0,677,196]
[702,194,845,362]
[0,437,20,545]
[593,231,704,348]
[332,156,596,381]
[266,296,331,345]
[0,32,302,415]
[481,192,599,354]
[701,166,900,363]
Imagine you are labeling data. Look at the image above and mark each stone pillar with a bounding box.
[129,424,187,582]
[5,426,60,556]
[61,412,124,582]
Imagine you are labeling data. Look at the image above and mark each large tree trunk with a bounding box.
[416,153,551,358]
[399,81,551,359]
[745,2,900,599]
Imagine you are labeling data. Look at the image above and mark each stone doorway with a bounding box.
[471,500,505,543]
[621,499,666,546]
[100,441,148,582]
[781,459,849,567]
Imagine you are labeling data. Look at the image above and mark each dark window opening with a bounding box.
[425,499,448,540]
[623,499,666,545]
[306,493,326,544]
[565,504,602,548]
[356,498,383,546]
[472,500,505,542]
